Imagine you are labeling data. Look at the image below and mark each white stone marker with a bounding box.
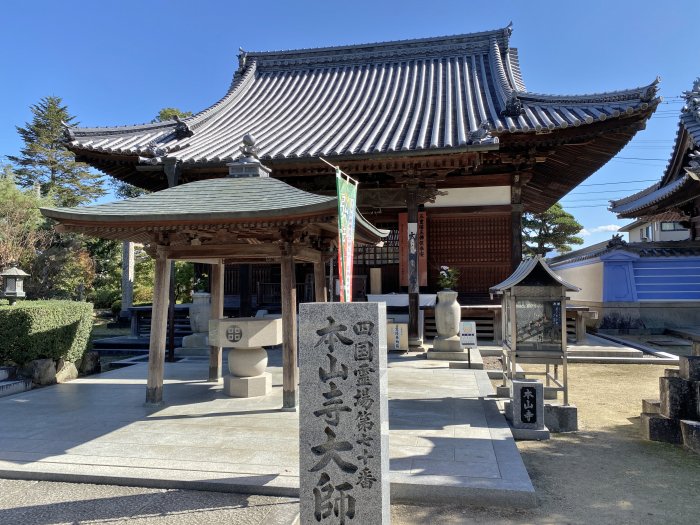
[299,302,390,525]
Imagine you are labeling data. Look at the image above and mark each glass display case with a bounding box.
[491,257,579,405]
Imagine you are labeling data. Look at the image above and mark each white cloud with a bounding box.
[580,224,621,236]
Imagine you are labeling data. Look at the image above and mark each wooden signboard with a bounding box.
[399,212,427,287]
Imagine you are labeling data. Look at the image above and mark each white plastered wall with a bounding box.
[554,262,604,302]
[424,186,510,207]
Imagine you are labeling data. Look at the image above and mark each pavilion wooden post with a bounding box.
[146,247,171,405]
[314,255,327,302]
[209,261,225,382]
[281,243,298,409]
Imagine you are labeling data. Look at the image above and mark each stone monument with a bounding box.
[506,379,550,440]
[209,317,282,397]
[299,302,390,525]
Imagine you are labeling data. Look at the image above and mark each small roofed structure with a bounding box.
[490,256,579,405]
[41,147,387,407]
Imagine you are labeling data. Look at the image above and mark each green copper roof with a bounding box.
[42,177,337,223]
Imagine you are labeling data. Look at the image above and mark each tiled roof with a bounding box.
[610,78,700,218]
[64,25,660,166]
[549,239,700,266]
[489,256,579,293]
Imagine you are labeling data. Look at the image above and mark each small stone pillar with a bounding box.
[209,317,282,397]
[120,241,134,318]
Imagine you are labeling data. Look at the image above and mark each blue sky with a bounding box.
[1,1,695,249]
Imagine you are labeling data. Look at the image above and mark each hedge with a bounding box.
[0,300,93,365]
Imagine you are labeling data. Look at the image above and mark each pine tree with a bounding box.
[522,203,584,256]
[7,96,105,207]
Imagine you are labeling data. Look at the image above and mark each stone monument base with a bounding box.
[223,372,271,398]
[428,349,470,361]
[432,335,462,351]
[177,332,210,357]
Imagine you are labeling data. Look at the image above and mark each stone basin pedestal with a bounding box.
[209,317,282,398]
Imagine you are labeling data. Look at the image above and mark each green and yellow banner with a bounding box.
[336,169,358,302]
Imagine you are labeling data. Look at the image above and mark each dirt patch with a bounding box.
[392,363,700,524]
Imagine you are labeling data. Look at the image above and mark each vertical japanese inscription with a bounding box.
[299,303,389,525]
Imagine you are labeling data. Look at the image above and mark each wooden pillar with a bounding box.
[146,248,171,405]
[406,188,421,347]
[281,244,298,409]
[239,264,252,317]
[511,174,523,268]
[314,256,327,302]
[209,261,225,382]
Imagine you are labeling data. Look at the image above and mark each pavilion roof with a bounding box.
[489,256,579,294]
[610,78,700,219]
[40,176,386,246]
[64,25,660,170]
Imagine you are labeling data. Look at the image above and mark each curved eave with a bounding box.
[489,256,580,293]
[610,174,697,218]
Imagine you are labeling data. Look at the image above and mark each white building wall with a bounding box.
[554,262,604,302]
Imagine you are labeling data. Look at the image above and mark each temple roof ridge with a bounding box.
[240,24,514,67]
[518,77,661,105]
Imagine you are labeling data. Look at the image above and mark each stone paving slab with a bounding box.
[0,351,535,508]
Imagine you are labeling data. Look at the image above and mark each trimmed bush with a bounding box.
[0,300,93,365]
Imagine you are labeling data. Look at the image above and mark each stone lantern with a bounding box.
[1,264,30,305]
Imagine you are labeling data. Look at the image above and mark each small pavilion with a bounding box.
[41,145,386,408]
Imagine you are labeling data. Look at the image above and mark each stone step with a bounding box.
[0,379,32,398]
[448,348,484,369]
[0,367,16,382]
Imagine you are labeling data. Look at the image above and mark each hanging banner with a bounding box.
[336,169,358,302]
[399,212,428,287]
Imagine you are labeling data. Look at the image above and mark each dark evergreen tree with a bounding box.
[7,96,105,206]
[522,203,584,256]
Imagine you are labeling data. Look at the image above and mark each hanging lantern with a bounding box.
[1,263,30,305]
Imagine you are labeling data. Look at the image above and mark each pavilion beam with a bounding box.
[209,260,225,382]
[280,242,298,409]
[146,247,171,405]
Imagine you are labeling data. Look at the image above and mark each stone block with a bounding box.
[544,404,578,432]
[428,350,470,361]
[510,426,550,441]
[181,332,209,348]
[55,360,78,383]
[0,378,32,398]
[24,358,56,386]
[640,413,682,444]
[432,335,463,352]
[79,351,101,375]
[223,373,271,398]
[680,420,700,454]
[298,302,390,525]
[679,356,700,381]
[660,377,690,419]
[496,385,511,398]
[0,366,15,381]
[664,368,680,378]
[511,380,544,430]
[642,399,660,415]
[544,387,559,400]
[209,317,282,348]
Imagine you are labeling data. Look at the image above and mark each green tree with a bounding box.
[522,203,584,256]
[0,165,52,271]
[85,238,122,308]
[152,107,193,123]
[7,96,105,206]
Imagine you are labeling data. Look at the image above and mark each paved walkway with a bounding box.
[0,351,535,510]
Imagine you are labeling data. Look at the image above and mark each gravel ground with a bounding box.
[392,363,700,524]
